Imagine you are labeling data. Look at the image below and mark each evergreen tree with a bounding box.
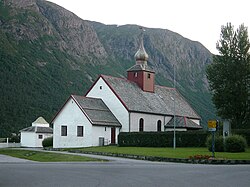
[207,23,250,128]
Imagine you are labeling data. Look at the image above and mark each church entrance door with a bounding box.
[111,127,116,144]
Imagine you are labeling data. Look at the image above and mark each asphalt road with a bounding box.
[0,157,250,187]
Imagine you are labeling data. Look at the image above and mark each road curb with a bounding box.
[64,149,250,165]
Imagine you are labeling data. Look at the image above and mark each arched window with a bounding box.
[139,118,144,132]
[157,120,161,132]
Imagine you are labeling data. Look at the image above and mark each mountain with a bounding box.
[0,0,216,137]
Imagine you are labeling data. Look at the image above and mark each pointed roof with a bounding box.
[98,75,200,119]
[33,117,48,124]
[127,27,154,73]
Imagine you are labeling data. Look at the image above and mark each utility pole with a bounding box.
[173,64,176,149]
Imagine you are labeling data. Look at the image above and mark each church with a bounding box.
[52,32,202,148]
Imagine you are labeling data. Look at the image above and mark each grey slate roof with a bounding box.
[165,117,202,129]
[101,75,200,119]
[20,126,53,133]
[72,95,121,127]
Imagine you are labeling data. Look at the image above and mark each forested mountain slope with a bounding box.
[0,0,215,137]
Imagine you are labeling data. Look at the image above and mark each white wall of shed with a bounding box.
[21,132,52,147]
[20,132,36,147]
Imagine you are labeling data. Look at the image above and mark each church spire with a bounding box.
[127,26,155,93]
[134,27,149,65]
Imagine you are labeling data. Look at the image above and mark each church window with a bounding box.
[100,86,102,90]
[147,73,151,79]
[157,120,162,132]
[134,72,138,77]
[77,126,84,137]
[38,134,43,139]
[61,126,67,136]
[139,118,144,132]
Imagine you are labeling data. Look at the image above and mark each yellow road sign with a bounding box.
[208,120,217,129]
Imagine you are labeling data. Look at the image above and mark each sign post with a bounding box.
[208,120,217,158]
[211,131,215,158]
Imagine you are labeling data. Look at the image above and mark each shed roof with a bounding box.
[100,75,200,119]
[20,126,53,133]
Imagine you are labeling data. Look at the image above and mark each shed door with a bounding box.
[111,127,116,144]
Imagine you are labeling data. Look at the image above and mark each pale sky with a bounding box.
[48,0,250,54]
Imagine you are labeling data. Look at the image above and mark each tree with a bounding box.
[206,23,250,129]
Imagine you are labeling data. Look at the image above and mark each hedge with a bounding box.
[118,131,209,147]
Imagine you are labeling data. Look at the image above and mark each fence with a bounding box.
[0,138,21,148]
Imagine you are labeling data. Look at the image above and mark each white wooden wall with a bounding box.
[86,77,129,132]
[53,98,93,148]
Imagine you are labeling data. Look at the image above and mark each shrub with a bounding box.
[224,135,247,152]
[42,137,53,148]
[9,135,20,143]
[232,129,250,145]
[206,135,224,152]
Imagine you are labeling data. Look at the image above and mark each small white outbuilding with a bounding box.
[20,117,53,147]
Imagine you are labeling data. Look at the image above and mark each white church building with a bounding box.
[52,33,202,148]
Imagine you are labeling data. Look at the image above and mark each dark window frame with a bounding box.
[139,118,144,132]
[61,126,67,136]
[38,134,43,139]
[147,73,151,79]
[157,120,162,132]
[77,126,84,137]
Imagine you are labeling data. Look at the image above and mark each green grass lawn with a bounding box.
[73,146,250,160]
[0,149,105,162]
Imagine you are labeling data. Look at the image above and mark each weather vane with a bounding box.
[139,26,146,45]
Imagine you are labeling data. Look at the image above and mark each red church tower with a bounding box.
[127,28,155,92]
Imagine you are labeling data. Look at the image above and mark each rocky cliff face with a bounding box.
[0,0,215,136]
[37,0,107,59]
